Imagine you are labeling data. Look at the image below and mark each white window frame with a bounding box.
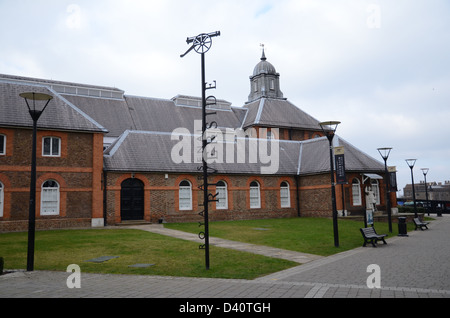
[179,180,192,211]
[352,178,362,206]
[42,137,61,157]
[41,180,60,216]
[216,181,228,210]
[280,181,290,208]
[0,134,5,155]
[250,181,261,209]
[0,182,4,217]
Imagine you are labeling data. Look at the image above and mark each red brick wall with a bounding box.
[106,172,335,224]
[0,128,103,232]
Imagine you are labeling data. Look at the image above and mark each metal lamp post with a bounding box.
[19,92,53,272]
[405,159,418,218]
[377,147,393,233]
[421,168,430,216]
[319,121,341,248]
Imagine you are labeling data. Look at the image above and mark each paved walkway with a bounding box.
[125,224,324,264]
[1,215,450,300]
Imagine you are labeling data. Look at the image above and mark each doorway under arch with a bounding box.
[120,178,144,221]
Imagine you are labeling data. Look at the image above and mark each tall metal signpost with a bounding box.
[181,31,221,270]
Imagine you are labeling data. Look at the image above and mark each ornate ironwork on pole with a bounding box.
[181,31,221,270]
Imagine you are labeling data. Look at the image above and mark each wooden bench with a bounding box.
[360,227,388,247]
[413,218,429,230]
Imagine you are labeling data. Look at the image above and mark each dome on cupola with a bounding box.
[252,50,278,76]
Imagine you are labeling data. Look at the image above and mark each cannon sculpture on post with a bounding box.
[181,31,221,270]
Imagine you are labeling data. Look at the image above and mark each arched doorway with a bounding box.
[121,178,144,221]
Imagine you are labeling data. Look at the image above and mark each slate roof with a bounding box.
[0,80,107,133]
[103,130,385,176]
[58,94,247,138]
[0,73,385,177]
[124,95,246,134]
[62,94,133,137]
[242,98,323,131]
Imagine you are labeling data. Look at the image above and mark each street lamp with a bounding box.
[377,147,393,233]
[421,168,430,216]
[405,159,418,218]
[319,121,341,248]
[19,92,53,272]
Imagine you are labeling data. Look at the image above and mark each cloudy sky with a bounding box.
[1,0,449,195]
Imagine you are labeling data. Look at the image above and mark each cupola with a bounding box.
[247,48,285,103]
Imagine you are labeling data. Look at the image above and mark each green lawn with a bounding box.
[165,217,417,256]
[0,228,296,280]
[0,217,419,279]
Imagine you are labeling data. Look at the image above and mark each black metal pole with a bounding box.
[423,172,429,216]
[410,167,418,218]
[383,159,392,233]
[20,93,52,272]
[201,53,210,270]
[326,135,339,248]
[27,114,39,272]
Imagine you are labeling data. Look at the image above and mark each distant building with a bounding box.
[403,181,450,202]
[0,50,397,231]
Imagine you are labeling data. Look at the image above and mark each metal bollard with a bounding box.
[398,217,408,237]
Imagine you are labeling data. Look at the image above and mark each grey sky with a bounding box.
[1,0,449,194]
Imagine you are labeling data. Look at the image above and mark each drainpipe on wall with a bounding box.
[295,175,301,217]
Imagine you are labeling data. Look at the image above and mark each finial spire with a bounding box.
[260,43,267,61]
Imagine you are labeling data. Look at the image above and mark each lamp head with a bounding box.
[377,147,392,160]
[319,121,340,135]
[421,168,429,175]
[19,92,53,121]
[19,92,53,101]
[405,159,417,169]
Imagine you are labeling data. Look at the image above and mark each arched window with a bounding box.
[0,182,4,217]
[250,181,261,209]
[371,179,380,205]
[216,181,228,210]
[280,181,290,208]
[41,180,60,215]
[352,178,362,206]
[179,180,192,210]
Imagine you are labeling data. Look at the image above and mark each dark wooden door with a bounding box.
[121,178,144,221]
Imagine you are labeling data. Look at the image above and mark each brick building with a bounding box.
[0,80,107,231]
[0,51,397,231]
[403,181,450,202]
